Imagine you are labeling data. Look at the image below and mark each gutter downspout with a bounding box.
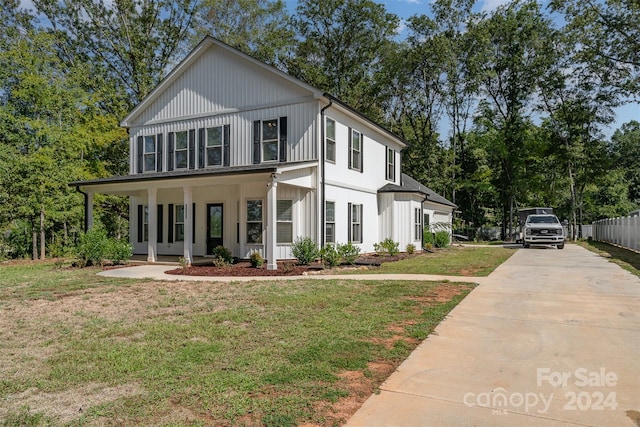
[320,99,333,247]
[75,186,89,233]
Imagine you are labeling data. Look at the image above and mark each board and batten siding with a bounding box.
[130,102,320,173]
[133,46,314,126]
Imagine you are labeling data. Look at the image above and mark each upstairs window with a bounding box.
[144,136,156,172]
[262,119,279,162]
[349,129,362,172]
[326,118,336,162]
[175,131,188,169]
[386,147,395,181]
[325,201,335,244]
[206,126,223,166]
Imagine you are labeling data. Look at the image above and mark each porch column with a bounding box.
[266,174,278,270]
[86,190,94,231]
[183,186,193,266]
[147,188,157,263]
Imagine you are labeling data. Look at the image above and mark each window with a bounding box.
[262,119,279,162]
[175,131,188,169]
[277,200,293,244]
[144,136,156,172]
[206,126,223,166]
[143,205,149,241]
[350,204,362,243]
[175,205,185,242]
[326,118,336,162]
[386,147,395,181]
[349,129,362,171]
[415,208,422,241]
[325,201,335,243]
[247,200,263,244]
[424,213,430,232]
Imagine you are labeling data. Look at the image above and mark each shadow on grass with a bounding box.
[580,240,640,277]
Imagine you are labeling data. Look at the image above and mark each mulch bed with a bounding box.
[164,252,419,277]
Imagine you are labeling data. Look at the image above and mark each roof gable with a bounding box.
[121,37,323,127]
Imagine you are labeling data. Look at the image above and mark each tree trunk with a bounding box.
[32,223,38,260]
[63,221,68,246]
[40,206,46,260]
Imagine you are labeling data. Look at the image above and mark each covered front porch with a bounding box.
[72,162,318,270]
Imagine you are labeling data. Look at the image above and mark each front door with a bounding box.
[206,203,223,255]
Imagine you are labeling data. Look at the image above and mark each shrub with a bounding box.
[108,239,133,265]
[320,244,341,267]
[423,230,435,247]
[406,243,416,254]
[374,238,399,256]
[249,252,264,268]
[291,236,320,265]
[338,241,360,265]
[76,227,132,267]
[178,256,189,273]
[434,231,450,248]
[212,245,233,266]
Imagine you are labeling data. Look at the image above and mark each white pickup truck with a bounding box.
[522,214,565,249]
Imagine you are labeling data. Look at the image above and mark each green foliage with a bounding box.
[423,230,435,246]
[291,237,320,265]
[406,243,416,254]
[373,238,400,256]
[178,256,189,273]
[320,244,341,267]
[250,252,264,268]
[76,227,132,267]
[212,246,233,266]
[434,231,450,248]
[338,241,361,265]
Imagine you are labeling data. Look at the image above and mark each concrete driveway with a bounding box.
[345,244,640,427]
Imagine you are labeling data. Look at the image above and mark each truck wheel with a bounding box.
[557,243,564,249]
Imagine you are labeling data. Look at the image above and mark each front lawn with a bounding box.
[350,245,516,276]
[0,261,475,426]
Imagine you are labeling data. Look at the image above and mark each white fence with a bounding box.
[592,215,640,252]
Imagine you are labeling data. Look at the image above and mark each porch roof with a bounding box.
[378,173,457,208]
[69,161,316,188]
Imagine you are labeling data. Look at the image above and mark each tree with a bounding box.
[288,0,399,115]
[610,121,640,205]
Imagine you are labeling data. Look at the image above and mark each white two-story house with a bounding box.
[71,37,455,269]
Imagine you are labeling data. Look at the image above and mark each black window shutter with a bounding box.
[157,204,163,243]
[347,203,352,242]
[192,203,196,244]
[137,136,143,173]
[348,129,352,169]
[253,120,261,164]
[156,134,163,172]
[137,205,143,242]
[198,128,205,168]
[168,133,175,171]
[223,124,230,167]
[279,116,287,162]
[189,129,196,170]
[360,134,364,172]
[168,204,174,243]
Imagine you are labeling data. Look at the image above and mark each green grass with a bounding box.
[576,240,640,278]
[351,245,516,276]
[0,261,476,426]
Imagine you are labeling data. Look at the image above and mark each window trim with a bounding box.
[386,147,396,181]
[349,128,362,172]
[246,199,264,244]
[143,135,156,173]
[414,208,422,241]
[261,118,279,163]
[276,199,293,244]
[325,117,336,163]
[349,203,363,244]
[205,125,224,167]
[325,201,335,244]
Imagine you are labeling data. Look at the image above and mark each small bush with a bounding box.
[108,239,133,265]
[250,252,264,268]
[212,245,233,266]
[374,238,399,256]
[320,244,341,267]
[338,241,360,265]
[291,236,320,265]
[76,227,132,267]
[406,243,416,254]
[434,231,450,248]
[423,230,435,247]
[424,242,434,251]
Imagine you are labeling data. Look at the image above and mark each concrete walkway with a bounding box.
[99,245,640,426]
[346,244,640,427]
